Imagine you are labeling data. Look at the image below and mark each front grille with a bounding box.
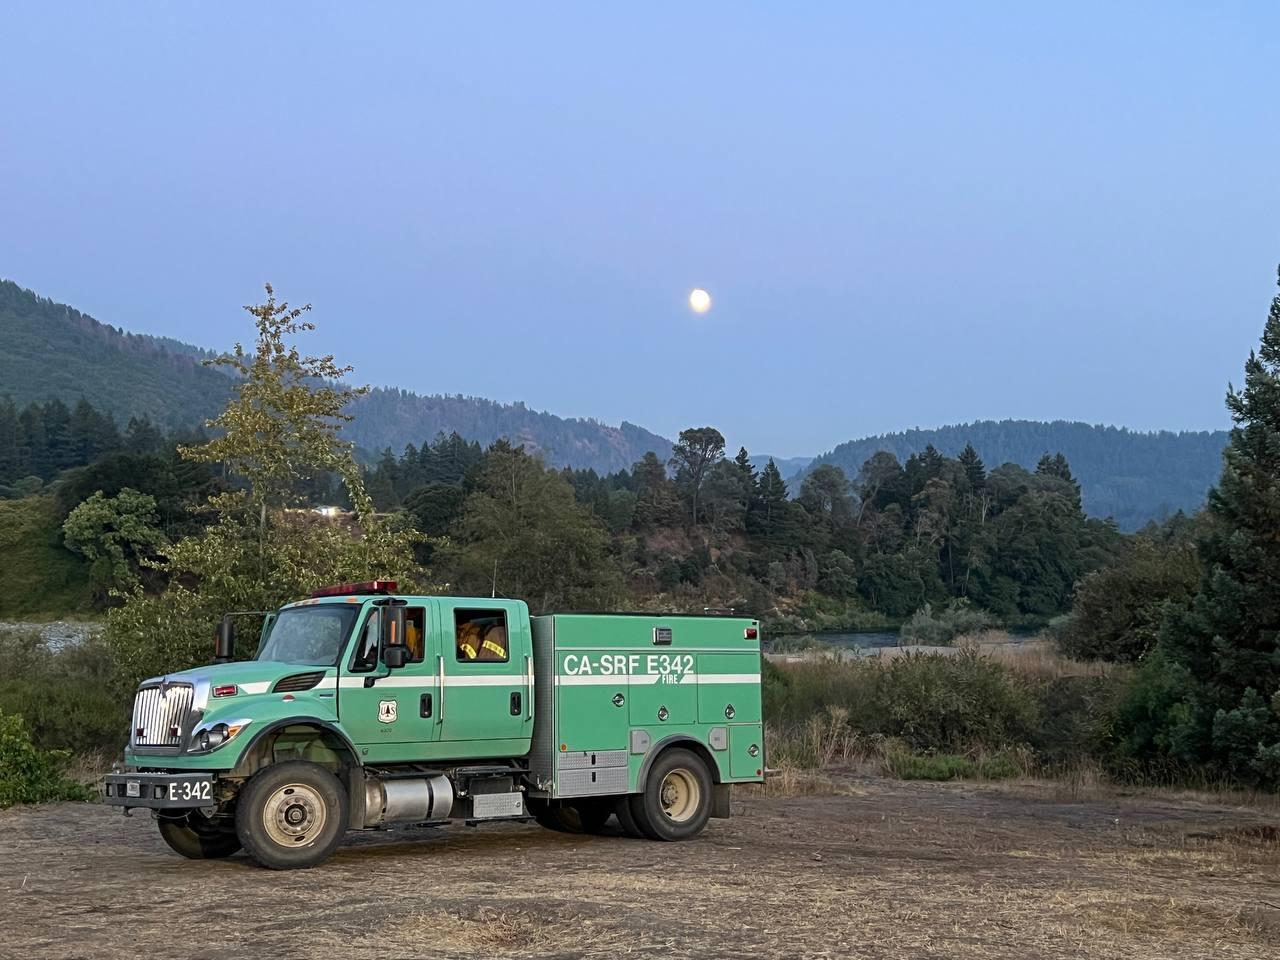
[273,671,325,693]
[132,683,194,748]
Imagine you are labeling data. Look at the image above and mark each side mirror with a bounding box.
[214,618,235,663]
[380,606,407,669]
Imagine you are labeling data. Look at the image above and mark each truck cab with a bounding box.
[104,581,764,869]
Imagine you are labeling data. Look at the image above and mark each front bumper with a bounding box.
[103,772,216,809]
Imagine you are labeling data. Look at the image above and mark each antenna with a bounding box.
[491,559,498,598]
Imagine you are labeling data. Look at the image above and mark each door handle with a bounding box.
[420,693,432,718]
[510,691,522,716]
[437,655,445,722]
[524,654,533,721]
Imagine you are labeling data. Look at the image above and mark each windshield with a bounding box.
[256,604,361,666]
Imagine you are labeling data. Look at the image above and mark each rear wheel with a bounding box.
[235,760,348,870]
[614,794,647,839]
[527,797,613,834]
[631,748,713,841]
[157,811,241,859]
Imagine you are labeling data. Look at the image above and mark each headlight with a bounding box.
[189,719,251,754]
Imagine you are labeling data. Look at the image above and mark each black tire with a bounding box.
[157,811,241,860]
[573,798,614,835]
[614,794,647,839]
[631,748,713,841]
[527,797,612,834]
[234,760,348,870]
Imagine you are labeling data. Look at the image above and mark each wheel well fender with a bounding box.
[635,735,721,791]
[229,718,364,828]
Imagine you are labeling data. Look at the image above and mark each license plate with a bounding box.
[125,780,141,798]
[167,779,213,803]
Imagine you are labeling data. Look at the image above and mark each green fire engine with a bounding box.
[103,580,765,869]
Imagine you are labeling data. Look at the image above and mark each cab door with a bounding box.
[339,603,441,755]
[437,599,532,753]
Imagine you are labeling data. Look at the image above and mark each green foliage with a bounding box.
[900,600,996,646]
[104,287,425,691]
[1114,272,1280,787]
[444,441,623,610]
[0,630,125,754]
[1053,528,1200,662]
[0,496,92,617]
[669,426,726,526]
[0,711,93,808]
[63,488,168,599]
[883,750,1022,781]
[765,651,1036,754]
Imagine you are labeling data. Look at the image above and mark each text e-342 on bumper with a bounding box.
[103,773,216,808]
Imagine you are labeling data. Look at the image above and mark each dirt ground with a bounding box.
[1,777,1277,960]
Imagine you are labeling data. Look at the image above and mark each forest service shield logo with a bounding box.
[378,699,397,724]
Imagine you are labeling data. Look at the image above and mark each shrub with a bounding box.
[0,630,128,754]
[0,712,94,808]
[900,601,996,646]
[764,650,1036,755]
[1053,536,1199,663]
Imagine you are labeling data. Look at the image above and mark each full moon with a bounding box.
[689,288,712,314]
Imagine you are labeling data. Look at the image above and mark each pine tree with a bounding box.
[958,443,986,489]
[733,446,756,485]
[1136,270,1280,784]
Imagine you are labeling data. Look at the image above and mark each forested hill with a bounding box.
[0,280,672,474]
[804,420,1229,530]
[0,280,232,430]
[345,389,672,474]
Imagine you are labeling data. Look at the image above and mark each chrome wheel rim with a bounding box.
[262,782,326,847]
[659,768,700,822]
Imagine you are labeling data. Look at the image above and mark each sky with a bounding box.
[2,3,1279,457]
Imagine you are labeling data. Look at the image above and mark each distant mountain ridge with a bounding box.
[1,280,1230,524]
[803,419,1229,530]
[346,388,671,474]
[0,280,233,430]
[0,279,673,473]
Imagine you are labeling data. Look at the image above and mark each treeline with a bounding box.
[808,419,1227,531]
[0,397,172,495]
[365,428,1121,624]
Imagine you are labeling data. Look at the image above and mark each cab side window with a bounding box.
[351,608,381,673]
[350,606,426,672]
[454,608,509,663]
[404,607,426,662]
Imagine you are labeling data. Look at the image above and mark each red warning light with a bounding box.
[311,580,398,598]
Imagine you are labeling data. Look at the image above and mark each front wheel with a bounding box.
[631,748,713,841]
[157,811,241,859]
[234,761,348,870]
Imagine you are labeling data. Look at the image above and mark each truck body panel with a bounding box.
[528,613,764,799]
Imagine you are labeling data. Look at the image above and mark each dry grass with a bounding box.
[4,779,1279,960]
[962,635,1122,680]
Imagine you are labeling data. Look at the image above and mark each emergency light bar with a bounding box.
[310,580,398,598]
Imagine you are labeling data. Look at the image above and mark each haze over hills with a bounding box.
[803,421,1229,531]
[0,279,670,473]
[0,279,1228,525]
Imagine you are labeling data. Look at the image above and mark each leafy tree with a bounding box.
[104,286,423,690]
[1054,529,1200,662]
[669,426,725,526]
[445,442,622,609]
[62,488,168,600]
